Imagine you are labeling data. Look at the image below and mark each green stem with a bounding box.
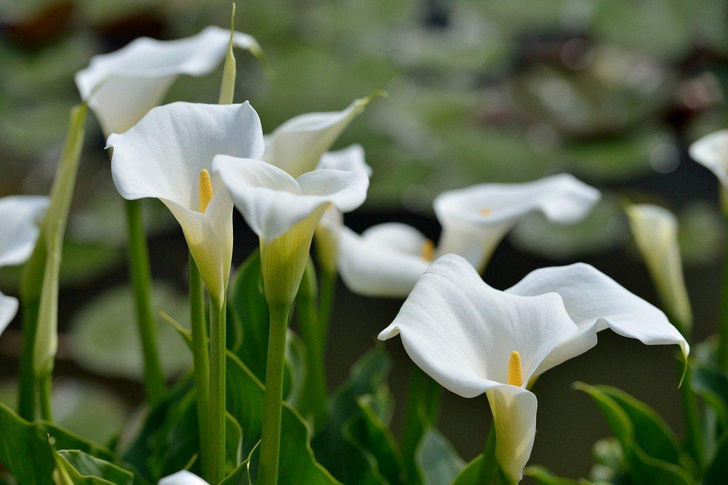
[719,216,728,372]
[259,303,290,485]
[478,427,497,485]
[124,199,167,405]
[680,365,704,467]
[296,260,328,430]
[189,256,210,480]
[38,373,53,422]
[317,269,336,345]
[208,294,227,485]
[17,232,47,420]
[402,364,443,483]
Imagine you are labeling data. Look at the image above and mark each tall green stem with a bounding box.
[38,373,53,421]
[402,364,443,482]
[124,199,167,405]
[478,427,497,485]
[208,294,227,485]
[259,303,290,485]
[189,256,210,479]
[680,365,704,466]
[317,269,336,344]
[296,260,328,430]
[719,218,728,372]
[17,233,47,420]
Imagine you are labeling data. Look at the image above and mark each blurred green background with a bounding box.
[1,0,728,481]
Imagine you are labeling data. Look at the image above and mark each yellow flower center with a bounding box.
[507,351,523,387]
[480,207,492,216]
[199,169,213,213]
[421,239,435,261]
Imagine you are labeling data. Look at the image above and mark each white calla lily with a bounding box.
[159,471,208,485]
[337,223,432,298]
[213,156,368,304]
[689,129,728,189]
[434,174,600,270]
[380,254,687,481]
[263,93,382,177]
[316,144,373,175]
[107,102,265,300]
[0,196,49,336]
[76,26,262,136]
[625,204,692,331]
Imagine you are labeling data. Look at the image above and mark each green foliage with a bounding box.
[415,428,465,485]
[524,466,580,485]
[575,383,693,485]
[53,450,134,485]
[704,433,728,485]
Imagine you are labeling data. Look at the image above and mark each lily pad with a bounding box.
[68,283,191,380]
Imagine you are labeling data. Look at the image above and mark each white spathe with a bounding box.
[213,155,369,304]
[76,26,261,136]
[689,129,728,189]
[337,174,600,299]
[107,102,265,300]
[263,95,379,177]
[379,254,687,481]
[158,471,208,485]
[434,174,601,270]
[625,204,692,331]
[0,195,49,335]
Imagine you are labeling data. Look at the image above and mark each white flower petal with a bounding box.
[316,144,373,176]
[626,204,692,330]
[507,262,689,375]
[158,470,209,485]
[108,102,264,210]
[213,157,368,242]
[486,384,538,483]
[361,222,430,256]
[0,292,19,337]
[434,174,600,269]
[688,129,728,189]
[77,26,261,135]
[263,95,376,177]
[379,254,578,397]
[0,195,49,268]
[337,225,430,298]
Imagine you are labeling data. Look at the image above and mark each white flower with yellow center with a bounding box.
[338,174,600,298]
[76,26,262,136]
[0,196,49,335]
[380,254,687,482]
[107,102,265,300]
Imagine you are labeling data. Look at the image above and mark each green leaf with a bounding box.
[692,363,728,426]
[344,396,406,485]
[524,466,580,485]
[54,450,134,485]
[225,351,340,484]
[704,433,728,485]
[312,347,392,485]
[69,284,191,380]
[415,428,465,485]
[0,401,113,485]
[450,455,484,485]
[575,383,692,485]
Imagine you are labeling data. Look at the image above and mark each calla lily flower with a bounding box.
[213,156,368,304]
[107,102,265,300]
[263,94,381,177]
[159,471,208,485]
[338,174,600,298]
[379,254,687,481]
[0,196,49,335]
[76,26,262,136]
[689,129,728,190]
[625,204,692,331]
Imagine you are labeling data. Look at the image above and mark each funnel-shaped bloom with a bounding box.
[0,196,49,335]
[338,174,600,298]
[214,156,368,304]
[434,174,600,270]
[380,255,687,481]
[625,204,692,331]
[107,102,264,300]
[263,95,380,177]
[689,129,728,189]
[76,26,262,136]
[159,471,208,485]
